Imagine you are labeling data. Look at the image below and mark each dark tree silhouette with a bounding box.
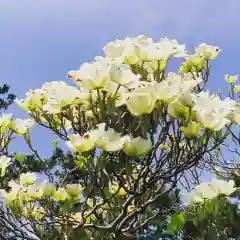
[0,84,16,111]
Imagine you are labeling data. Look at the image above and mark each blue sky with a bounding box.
[1,0,240,156]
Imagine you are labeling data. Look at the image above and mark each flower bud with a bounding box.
[52,188,68,201]
[233,85,240,93]
[20,172,37,186]
[40,181,56,197]
[65,184,83,197]
[180,121,201,137]
[123,137,152,157]
[168,101,188,118]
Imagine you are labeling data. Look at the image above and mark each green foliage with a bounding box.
[167,212,186,234]
[0,84,16,111]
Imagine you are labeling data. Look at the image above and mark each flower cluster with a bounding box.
[0,114,34,157]
[66,122,152,153]
[1,172,83,207]
[11,40,237,156]
[15,36,239,142]
[0,114,34,136]
[185,178,237,205]
[0,35,239,237]
[225,74,240,93]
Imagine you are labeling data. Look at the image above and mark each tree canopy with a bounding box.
[0,35,240,240]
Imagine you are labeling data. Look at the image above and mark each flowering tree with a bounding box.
[0,84,16,238]
[0,35,240,240]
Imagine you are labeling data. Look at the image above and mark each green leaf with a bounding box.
[192,207,206,226]
[62,201,74,213]
[103,187,112,198]
[72,228,90,240]
[167,212,186,234]
[52,139,59,149]
[159,144,170,152]
[96,157,106,171]
[204,199,219,215]
[75,156,87,169]
[13,153,25,164]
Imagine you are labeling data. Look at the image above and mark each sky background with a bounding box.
[1,0,240,157]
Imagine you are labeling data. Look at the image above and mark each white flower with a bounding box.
[10,118,35,135]
[42,99,62,114]
[0,156,11,177]
[178,92,197,107]
[180,54,205,73]
[16,89,46,111]
[154,81,179,103]
[225,74,238,84]
[181,190,204,205]
[52,188,68,201]
[109,64,139,88]
[0,114,12,133]
[66,133,96,152]
[135,37,186,61]
[226,104,240,124]
[41,81,84,113]
[195,109,230,131]
[104,38,140,64]
[71,59,110,90]
[92,123,130,152]
[40,181,56,197]
[103,39,127,59]
[157,37,187,58]
[186,184,215,205]
[103,35,147,65]
[103,82,119,95]
[8,180,21,192]
[193,93,236,131]
[67,70,82,84]
[19,172,37,186]
[135,41,161,62]
[186,178,236,205]
[210,179,236,196]
[195,43,220,60]
[154,73,201,103]
[26,184,43,200]
[126,86,157,116]
[1,183,21,205]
